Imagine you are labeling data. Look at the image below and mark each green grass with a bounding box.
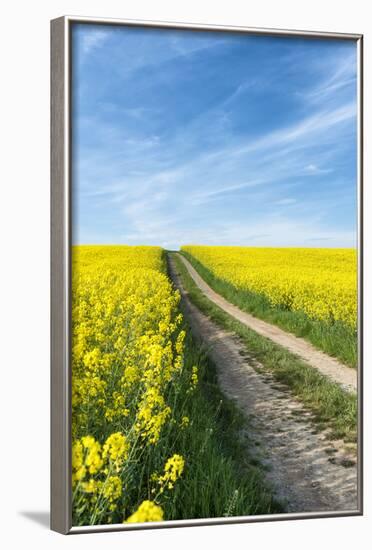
[171,253,357,445]
[161,330,283,520]
[181,251,357,368]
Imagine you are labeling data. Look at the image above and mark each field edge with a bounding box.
[180,250,357,368]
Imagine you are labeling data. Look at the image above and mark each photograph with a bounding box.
[70,21,360,528]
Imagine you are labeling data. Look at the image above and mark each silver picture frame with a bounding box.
[51,15,363,534]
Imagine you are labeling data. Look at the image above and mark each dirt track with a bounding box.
[176,253,357,394]
[168,255,358,513]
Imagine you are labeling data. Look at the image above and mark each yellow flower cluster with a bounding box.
[156,454,185,493]
[72,433,125,518]
[72,245,183,440]
[191,366,198,387]
[180,416,190,429]
[125,500,164,523]
[182,246,357,328]
[72,435,103,483]
[71,246,192,526]
[102,432,129,469]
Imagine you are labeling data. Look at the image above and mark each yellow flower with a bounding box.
[135,387,171,444]
[180,416,190,429]
[191,366,198,388]
[72,465,86,484]
[163,454,185,482]
[175,330,186,354]
[125,500,164,523]
[155,454,185,493]
[102,476,122,502]
[72,440,83,470]
[72,440,86,484]
[81,478,101,494]
[103,432,129,467]
[81,435,103,474]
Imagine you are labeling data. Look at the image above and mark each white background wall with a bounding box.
[1,1,370,548]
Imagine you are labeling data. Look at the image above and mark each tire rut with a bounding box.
[169,255,358,513]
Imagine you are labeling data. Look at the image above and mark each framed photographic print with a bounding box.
[51,15,363,534]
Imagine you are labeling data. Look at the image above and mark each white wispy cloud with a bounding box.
[231,102,356,159]
[304,52,357,104]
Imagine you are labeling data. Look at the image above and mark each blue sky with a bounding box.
[72,24,358,249]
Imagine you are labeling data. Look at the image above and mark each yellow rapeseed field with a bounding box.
[182,246,357,328]
[71,246,194,525]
